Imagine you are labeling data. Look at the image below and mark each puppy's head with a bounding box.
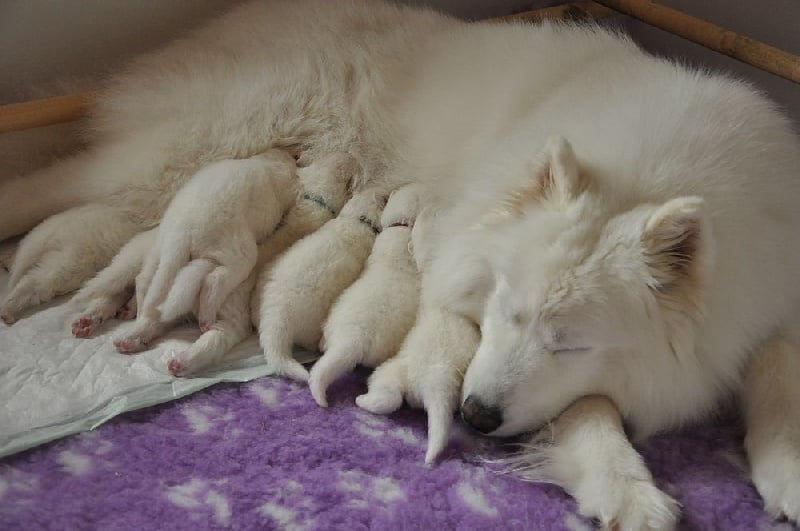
[381,183,422,228]
[460,136,712,437]
[339,187,388,230]
[298,152,359,214]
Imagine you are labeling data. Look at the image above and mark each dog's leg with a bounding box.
[357,306,479,463]
[743,335,800,524]
[1,204,141,323]
[70,228,155,337]
[512,396,679,531]
[258,300,309,382]
[158,258,215,323]
[168,279,253,377]
[196,235,258,331]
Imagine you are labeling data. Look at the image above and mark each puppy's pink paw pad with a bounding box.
[116,306,135,320]
[114,337,145,354]
[0,310,16,325]
[168,358,186,377]
[71,317,96,338]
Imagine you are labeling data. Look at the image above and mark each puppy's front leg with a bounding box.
[517,396,678,531]
[743,336,800,524]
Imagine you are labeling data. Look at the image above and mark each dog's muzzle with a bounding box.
[461,394,503,434]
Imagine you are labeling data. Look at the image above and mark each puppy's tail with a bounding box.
[158,258,215,322]
[421,365,461,465]
[309,343,362,407]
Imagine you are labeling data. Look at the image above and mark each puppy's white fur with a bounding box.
[258,188,385,382]
[114,150,296,353]
[169,153,354,377]
[357,305,480,464]
[250,152,357,325]
[310,184,422,406]
[70,228,156,337]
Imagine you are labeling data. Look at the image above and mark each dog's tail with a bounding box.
[158,258,215,322]
[309,343,363,407]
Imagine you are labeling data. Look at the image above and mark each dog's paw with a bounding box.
[115,296,137,320]
[575,476,679,531]
[168,357,189,377]
[750,443,800,524]
[0,306,17,325]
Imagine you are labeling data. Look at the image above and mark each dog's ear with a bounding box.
[642,196,706,291]
[479,136,584,227]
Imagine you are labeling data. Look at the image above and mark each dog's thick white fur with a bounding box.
[356,304,480,464]
[402,22,800,526]
[310,184,422,407]
[0,0,452,320]
[257,188,385,382]
[114,150,297,353]
[70,228,156,338]
[2,0,799,525]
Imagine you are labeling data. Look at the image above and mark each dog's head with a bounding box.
[298,152,359,214]
[460,135,713,437]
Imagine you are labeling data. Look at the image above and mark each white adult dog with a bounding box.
[405,26,800,529]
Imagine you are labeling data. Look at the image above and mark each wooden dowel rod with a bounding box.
[0,91,99,134]
[490,1,616,23]
[594,0,800,84]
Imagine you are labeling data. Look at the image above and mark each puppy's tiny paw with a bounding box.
[0,307,17,325]
[71,316,97,338]
[116,304,135,320]
[356,387,403,415]
[168,358,187,377]
[113,336,148,354]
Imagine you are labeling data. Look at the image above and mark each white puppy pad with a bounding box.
[0,269,316,457]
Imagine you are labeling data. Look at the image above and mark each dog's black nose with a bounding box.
[461,394,503,434]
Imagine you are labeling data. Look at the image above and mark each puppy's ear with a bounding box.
[479,135,584,226]
[642,196,706,291]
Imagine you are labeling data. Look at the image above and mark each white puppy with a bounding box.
[257,188,386,382]
[310,184,422,407]
[356,305,480,464]
[250,152,358,325]
[70,228,156,337]
[168,153,355,377]
[114,150,297,353]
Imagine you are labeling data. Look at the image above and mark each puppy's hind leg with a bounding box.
[70,228,155,337]
[2,203,141,323]
[196,235,258,331]
[743,335,800,524]
[509,396,679,531]
[168,280,253,377]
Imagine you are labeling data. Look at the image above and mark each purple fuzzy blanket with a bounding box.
[0,370,793,530]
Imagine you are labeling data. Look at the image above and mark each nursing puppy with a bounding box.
[257,188,385,382]
[250,152,357,325]
[356,305,480,464]
[114,150,297,353]
[70,228,156,338]
[310,184,422,407]
[169,153,354,377]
